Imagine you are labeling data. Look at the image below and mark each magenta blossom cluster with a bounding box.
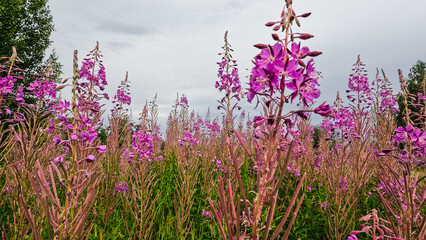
[202,209,212,222]
[0,76,16,97]
[248,42,321,107]
[371,77,399,113]
[129,130,155,163]
[212,156,225,172]
[112,73,131,116]
[321,108,356,140]
[113,90,131,105]
[392,125,426,159]
[346,56,373,108]
[115,181,128,197]
[348,75,370,95]
[193,118,221,138]
[216,60,241,100]
[215,31,242,119]
[179,96,188,108]
[79,58,107,91]
[74,45,109,119]
[47,45,111,164]
[27,79,57,104]
[178,131,199,147]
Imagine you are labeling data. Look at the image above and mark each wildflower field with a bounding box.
[0,0,425,239]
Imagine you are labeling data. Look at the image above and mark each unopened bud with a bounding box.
[307,51,322,57]
[299,12,312,18]
[265,21,277,27]
[271,33,280,41]
[298,33,314,40]
[253,44,268,49]
[295,17,301,27]
[273,25,281,31]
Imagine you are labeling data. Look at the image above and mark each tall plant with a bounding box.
[209,0,330,238]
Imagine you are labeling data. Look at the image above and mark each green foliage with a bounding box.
[0,0,54,81]
[397,60,426,127]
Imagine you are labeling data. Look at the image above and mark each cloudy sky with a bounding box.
[48,0,426,130]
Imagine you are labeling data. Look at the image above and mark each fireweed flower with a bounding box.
[178,131,199,147]
[121,149,135,164]
[216,30,242,127]
[348,75,370,94]
[84,155,96,163]
[95,145,107,154]
[202,209,212,222]
[253,116,266,128]
[372,77,399,113]
[79,59,107,90]
[314,102,332,117]
[346,56,373,108]
[15,86,25,103]
[0,76,16,97]
[113,90,131,105]
[122,130,154,163]
[180,96,189,108]
[212,156,225,172]
[54,155,65,164]
[112,72,131,116]
[290,42,310,60]
[115,182,128,193]
[27,79,57,103]
[216,61,241,99]
[392,125,426,158]
[248,41,321,107]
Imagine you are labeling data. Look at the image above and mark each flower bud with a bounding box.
[271,33,280,41]
[265,21,277,27]
[299,12,311,18]
[307,51,322,57]
[253,44,268,49]
[314,102,332,117]
[253,116,266,127]
[297,33,314,40]
[295,17,301,27]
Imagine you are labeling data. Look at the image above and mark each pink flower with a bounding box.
[84,155,96,162]
[54,155,64,164]
[96,145,107,154]
[253,116,266,128]
[314,102,332,117]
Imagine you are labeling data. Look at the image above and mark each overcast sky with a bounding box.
[48,0,426,130]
